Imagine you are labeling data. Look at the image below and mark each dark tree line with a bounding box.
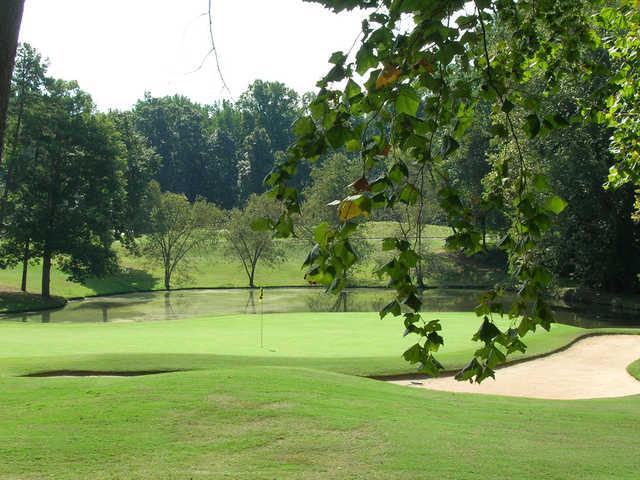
[133,79,302,208]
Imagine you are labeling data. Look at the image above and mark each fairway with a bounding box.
[2,312,640,479]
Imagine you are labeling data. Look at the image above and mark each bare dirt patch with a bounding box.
[389,334,640,400]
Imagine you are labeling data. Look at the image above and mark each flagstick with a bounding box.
[259,287,264,348]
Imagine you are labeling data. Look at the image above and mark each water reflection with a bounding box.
[1,287,638,329]
[245,289,256,314]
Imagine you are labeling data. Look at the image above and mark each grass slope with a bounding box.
[2,312,639,478]
[628,358,640,380]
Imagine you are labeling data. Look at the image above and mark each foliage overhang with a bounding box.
[261,0,639,382]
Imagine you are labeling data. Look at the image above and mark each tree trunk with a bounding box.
[248,268,255,288]
[20,238,28,291]
[164,269,171,290]
[41,248,51,298]
[481,215,487,250]
[415,263,425,290]
[0,0,25,162]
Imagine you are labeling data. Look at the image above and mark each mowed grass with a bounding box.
[2,312,640,479]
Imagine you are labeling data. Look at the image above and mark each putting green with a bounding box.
[2,312,639,479]
[0,312,585,376]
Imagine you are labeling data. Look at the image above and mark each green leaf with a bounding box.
[473,317,501,343]
[399,249,419,268]
[455,358,481,382]
[382,237,396,251]
[329,50,346,65]
[544,195,568,215]
[292,116,316,139]
[302,243,321,267]
[402,343,422,364]
[388,162,409,184]
[441,135,459,157]
[403,292,422,312]
[314,222,334,247]
[501,99,515,113]
[396,86,420,117]
[380,300,402,318]
[345,79,361,100]
[250,217,272,231]
[490,123,508,138]
[525,114,540,138]
[426,331,444,350]
[398,184,419,205]
[533,174,550,192]
[356,45,378,75]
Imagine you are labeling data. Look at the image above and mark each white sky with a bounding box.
[18,0,366,111]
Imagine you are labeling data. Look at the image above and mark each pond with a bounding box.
[1,287,638,329]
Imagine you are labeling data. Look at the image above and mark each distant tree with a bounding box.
[444,100,503,248]
[133,94,211,201]
[237,127,274,202]
[107,111,161,240]
[237,80,299,153]
[300,153,361,240]
[225,194,282,288]
[211,99,245,145]
[206,128,238,209]
[533,88,640,291]
[142,182,222,290]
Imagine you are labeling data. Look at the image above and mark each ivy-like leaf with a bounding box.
[251,217,273,231]
[375,64,401,89]
[292,116,316,139]
[380,299,402,318]
[396,86,421,117]
[525,114,541,138]
[544,195,568,215]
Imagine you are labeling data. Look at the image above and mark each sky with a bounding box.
[18,0,367,111]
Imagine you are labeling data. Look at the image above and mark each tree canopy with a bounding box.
[265,0,640,381]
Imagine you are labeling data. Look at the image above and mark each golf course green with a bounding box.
[1,311,639,478]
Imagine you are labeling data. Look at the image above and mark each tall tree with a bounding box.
[0,0,24,161]
[1,43,48,226]
[5,79,127,297]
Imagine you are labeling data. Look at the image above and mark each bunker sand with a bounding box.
[390,334,640,400]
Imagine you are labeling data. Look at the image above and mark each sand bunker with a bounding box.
[389,334,640,400]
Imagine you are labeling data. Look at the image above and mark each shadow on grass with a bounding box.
[0,291,66,314]
[81,267,158,296]
[425,250,509,286]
